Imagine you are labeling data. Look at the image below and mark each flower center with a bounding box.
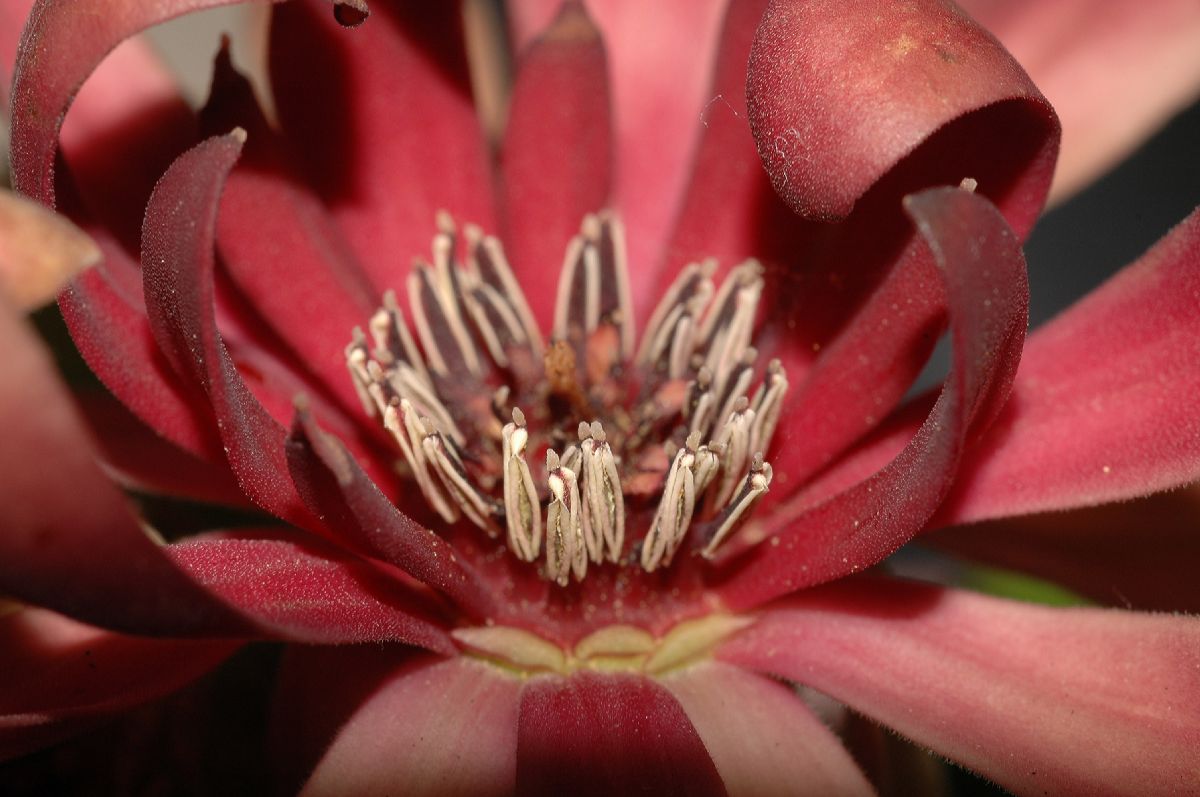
[346,212,787,587]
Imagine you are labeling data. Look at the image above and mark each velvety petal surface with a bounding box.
[270,0,494,292]
[747,0,1058,235]
[715,187,1027,609]
[0,607,237,762]
[516,671,727,796]
[720,578,1200,797]
[165,536,453,651]
[664,662,874,797]
[936,205,1200,525]
[960,0,1200,200]
[296,654,521,797]
[931,484,1200,613]
[0,296,253,636]
[140,132,316,529]
[499,0,613,324]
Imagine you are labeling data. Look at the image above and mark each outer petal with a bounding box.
[960,0,1200,201]
[499,0,613,324]
[291,653,520,797]
[165,536,454,651]
[664,662,874,797]
[0,295,253,636]
[508,0,727,291]
[140,132,315,529]
[930,484,1200,613]
[747,0,1059,235]
[269,0,495,292]
[0,607,237,762]
[714,187,1027,608]
[516,671,726,796]
[936,205,1200,525]
[720,578,1200,797]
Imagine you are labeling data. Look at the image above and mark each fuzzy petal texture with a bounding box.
[720,578,1200,797]
[664,662,874,797]
[716,187,1027,608]
[516,671,727,796]
[937,205,1200,525]
[747,0,1059,235]
[0,607,238,762]
[295,655,521,797]
[960,0,1200,200]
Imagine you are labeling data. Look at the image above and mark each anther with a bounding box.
[502,408,541,562]
[579,420,625,564]
[702,454,773,557]
[545,449,583,586]
[641,434,698,571]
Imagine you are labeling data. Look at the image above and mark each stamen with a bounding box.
[345,328,378,417]
[641,431,699,572]
[750,359,789,457]
[502,408,542,562]
[702,454,773,557]
[384,399,458,523]
[545,449,583,586]
[465,225,545,360]
[710,397,756,510]
[408,262,482,377]
[579,420,625,564]
[369,289,428,382]
[637,259,715,369]
[553,214,636,370]
[423,428,501,536]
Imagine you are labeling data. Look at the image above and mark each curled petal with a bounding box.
[747,0,1059,235]
[665,661,874,796]
[0,607,238,761]
[720,578,1200,797]
[716,187,1027,608]
[516,671,725,796]
[937,205,1200,524]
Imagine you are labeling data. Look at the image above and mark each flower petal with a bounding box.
[140,132,316,529]
[715,187,1027,608]
[508,0,727,301]
[0,296,252,636]
[930,484,1200,613]
[720,577,1200,797]
[165,536,454,651]
[291,653,520,797]
[0,188,99,310]
[285,403,497,619]
[936,206,1200,525]
[499,1,614,325]
[269,0,495,291]
[959,0,1200,201]
[0,607,238,762]
[516,671,726,796]
[664,661,874,797]
[747,0,1059,235]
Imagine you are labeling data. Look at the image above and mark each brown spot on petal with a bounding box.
[0,189,100,310]
[332,0,369,28]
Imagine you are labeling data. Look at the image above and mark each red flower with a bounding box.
[2,0,1199,794]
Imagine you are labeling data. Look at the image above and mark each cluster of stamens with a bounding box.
[346,211,786,586]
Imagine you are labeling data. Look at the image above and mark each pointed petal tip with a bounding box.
[0,189,100,310]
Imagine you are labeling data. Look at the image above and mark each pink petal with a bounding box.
[665,661,874,796]
[0,607,237,761]
[715,187,1028,609]
[936,206,1200,525]
[285,403,497,619]
[499,1,614,325]
[165,536,454,651]
[509,0,728,298]
[269,0,495,292]
[517,670,726,796]
[747,0,1059,235]
[140,132,316,529]
[931,484,1200,613]
[720,577,1200,797]
[292,653,520,797]
[0,296,252,636]
[960,0,1200,201]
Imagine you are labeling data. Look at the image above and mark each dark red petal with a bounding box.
[0,296,252,636]
[720,578,1200,797]
[140,132,316,529]
[936,206,1200,525]
[665,662,874,796]
[715,187,1028,609]
[516,671,726,797]
[930,485,1200,613]
[165,536,454,651]
[0,607,237,762]
[270,0,495,291]
[285,404,497,619]
[747,0,1059,235]
[499,1,613,325]
[277,649,520,797]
